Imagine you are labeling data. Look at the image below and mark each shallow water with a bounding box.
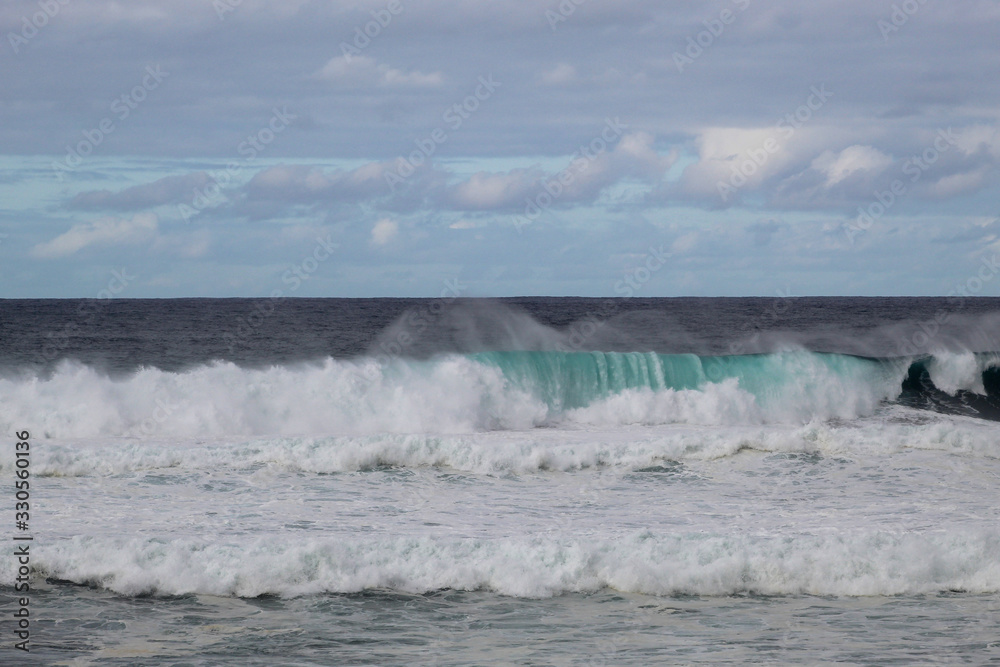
[7,585,998,665]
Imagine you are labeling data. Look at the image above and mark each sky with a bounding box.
[1,0,999,298]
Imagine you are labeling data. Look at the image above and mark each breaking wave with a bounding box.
[10,530,999,599]
[2,350,999,439]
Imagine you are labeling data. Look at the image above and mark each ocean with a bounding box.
[1,296,999,665]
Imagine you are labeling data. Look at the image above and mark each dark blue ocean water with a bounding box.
[3,296,1000,370]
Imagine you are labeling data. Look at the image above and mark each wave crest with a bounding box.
[1,351,997,438]
[14,530,1000,598]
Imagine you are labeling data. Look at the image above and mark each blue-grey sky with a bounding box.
[1,0,999,297]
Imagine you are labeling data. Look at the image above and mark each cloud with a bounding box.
[952,125,1000,159]
[446,169,542,210]
[671,231,698,254]
[370,218,398,245]
[770,125,1000,207]
[539,63,579,86]
[676,127,811,201]
[927,167,990,198]
[245,162,400,202]
[443,131,673,211]
[71,172,214,210]
[449,219,483,229]
[547,130,674,200]
[234,130,676,218]
[32,213,158,258]
[747,220,788,246]
[315,55,444,88]
[811,145,893,187]
[610,131,676,176]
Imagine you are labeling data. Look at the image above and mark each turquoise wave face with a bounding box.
[470,351,705,410]
[469,350,1000,421]
[469,350,908,412]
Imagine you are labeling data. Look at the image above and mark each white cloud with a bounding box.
[31,213,158,258]
[540,63,578,86]
[252,164,324,191]
[371,218,398,245]
[928,168,989,198]
[811,145,893,186]
[561,131,673,198]
[680,127,800,198]
[952,124,1000,157]
[448,169,540,209]
[671,231,698,254]
[611,131,676,174]
[316,55,443,88]
[442,132,673,212]
[247,161,401,201]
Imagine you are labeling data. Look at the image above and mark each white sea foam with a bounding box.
[5,412,995,479]
[927,351,1000,395]
[0,357,546,438]
[11,530,999,598]
[0,354,912,440]
[563,380,762,426]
